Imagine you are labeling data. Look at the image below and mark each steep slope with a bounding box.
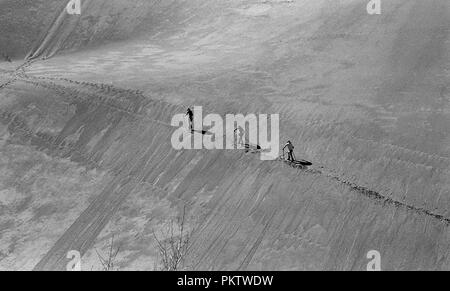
[1,74,448,271]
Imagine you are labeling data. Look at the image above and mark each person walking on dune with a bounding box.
[234,125,245,146]
[283,140,295,162]
[186,107,194,131]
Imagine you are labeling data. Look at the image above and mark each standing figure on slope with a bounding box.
[283,140,295,162]
[234,125,245,147]
[186,107,194,131]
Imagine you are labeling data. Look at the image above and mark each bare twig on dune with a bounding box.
[95,235,121,271]
[153,206,191,271]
